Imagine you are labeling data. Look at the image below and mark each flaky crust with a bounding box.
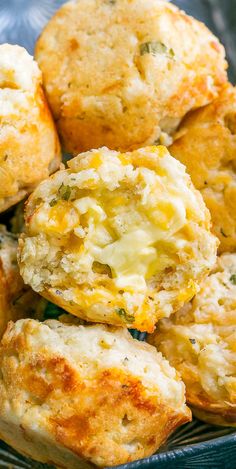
[18,146,217,332]
[35,0,227,154]
[0,44,61,213]
[0,226,45,337]
[170,83,236,253]
[149,253,236,426]
[0,319,191,467]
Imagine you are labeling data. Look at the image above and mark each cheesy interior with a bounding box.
[28,146,207,293]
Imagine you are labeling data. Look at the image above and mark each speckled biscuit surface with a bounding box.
[170,84,236,253]
[18,146,217,332]
[35,0,227,154]
[0,226,45,338]
[0,44,61,213]
[149,253,236,426]
[0,319,191,467]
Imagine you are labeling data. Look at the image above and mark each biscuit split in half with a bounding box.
[18,146,218,332]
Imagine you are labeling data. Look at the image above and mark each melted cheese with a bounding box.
[72,190,187,291]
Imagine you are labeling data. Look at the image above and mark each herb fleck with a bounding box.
[58,183,71,201]
[3,154,8,161]
[140,41,175,59]
[49,198,58,207]
[189,338,196,345]
[115,308,135,323]
[220,228,228,238]
[230,274,236,285]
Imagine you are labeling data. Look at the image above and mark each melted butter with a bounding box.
[74,193,188,292]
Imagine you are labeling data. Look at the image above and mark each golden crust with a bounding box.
[35,0,227,154]
[0,44,61,213]
[0,225,45,338]
[0,319,191,467]
[149,253,236,426]
[170,83,236,253]
[18,146,217,332]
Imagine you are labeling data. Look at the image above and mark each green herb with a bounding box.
[58,183,71,201]
[140,41,175,59]
[3,154,8,161]
[189,338,196,345]
[220,228,228,238]
[44,302,65,319]
[230,274,236,285]
[49,198,58,207]
[115,308,135,323]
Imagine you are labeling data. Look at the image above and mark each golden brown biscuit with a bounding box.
[18,146,217,332]
[0,44,61,213]
[35,0,227,154]
[0,319,191,467]
[149,253,236,426]
[170,84,236,253]
[0,225,45,337]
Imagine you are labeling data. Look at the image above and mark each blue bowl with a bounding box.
[0,1,235,468]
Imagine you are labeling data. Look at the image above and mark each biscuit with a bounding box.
[0,44,61,212]
[170,84,236,253]
[0,225,45,338]
[149,253,236,426]
[0,319,191,467]
[35,0,227,154]
[18,146,217,332]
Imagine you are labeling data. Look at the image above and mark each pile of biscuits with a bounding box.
[0,1,235,468]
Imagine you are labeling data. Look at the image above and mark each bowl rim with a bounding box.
[113,430,236,468]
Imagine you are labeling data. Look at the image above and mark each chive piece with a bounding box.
[49,198,58,207]
[58,183,71,201]
[140,41,175,59]
[115,308,135,323]
[189,338,196,345]
[230,274,236,285]
[220,228,228,238]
